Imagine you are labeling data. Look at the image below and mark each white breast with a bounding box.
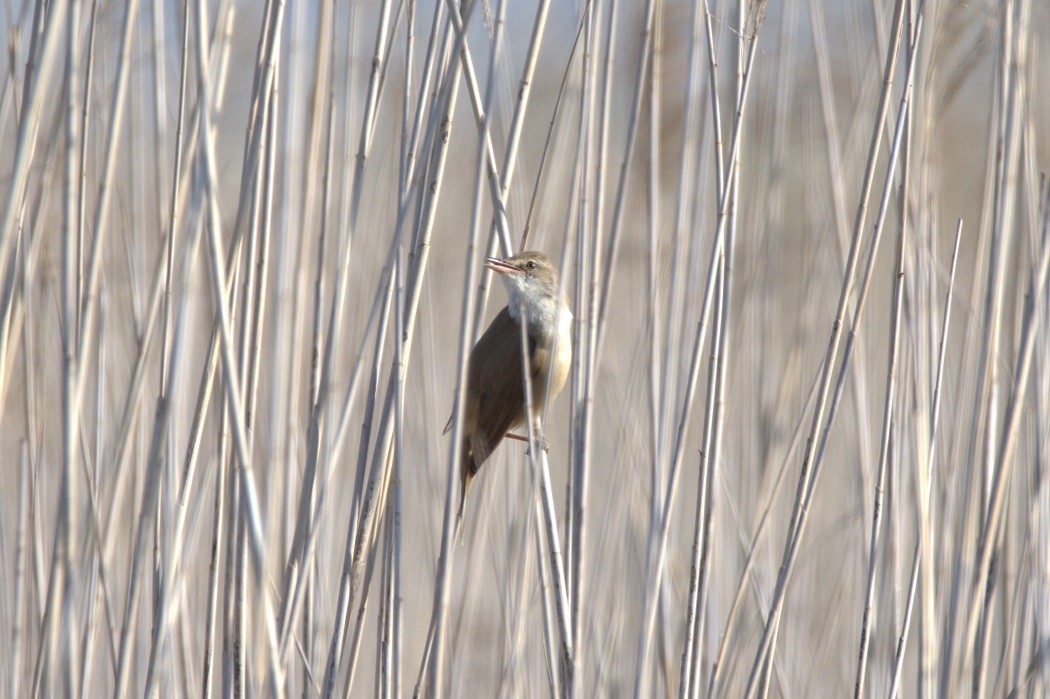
[548,306,573,401]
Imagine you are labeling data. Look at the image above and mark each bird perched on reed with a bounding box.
[445,251,572,524]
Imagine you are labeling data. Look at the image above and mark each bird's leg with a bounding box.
[505,432,550,453]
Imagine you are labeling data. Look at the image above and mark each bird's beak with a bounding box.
[484,257,521,275]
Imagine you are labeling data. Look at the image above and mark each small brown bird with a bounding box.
[445,251,572,522]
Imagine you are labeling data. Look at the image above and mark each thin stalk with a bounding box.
[634,15,763,694]
[534,514,563,699]
[332,278,397,694]
[191,0,286,691]
[391,249,405,699]
[421,4,506,692]
[743,0,910,691]
[961,182,1050,697]
[518,300,574,696]
[679,257,725,698]
[888,223,962,699]
[11,444,28,699]
[281,0,391,659]
[565,0,597,631]
[340,14,463,697]
[572,0,612,654]
[0,0,68,313]
[853,46,915,693]
[593,0,656,358]
[59,0,82,694]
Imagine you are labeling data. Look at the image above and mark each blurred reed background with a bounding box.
[1,0,1049,696]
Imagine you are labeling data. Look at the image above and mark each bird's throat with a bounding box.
[506,289,570,348]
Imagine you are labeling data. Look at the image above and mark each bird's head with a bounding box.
[484,251,566,336]
[484,251,560,306]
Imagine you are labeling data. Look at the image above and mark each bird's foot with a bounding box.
[505,432,550,454]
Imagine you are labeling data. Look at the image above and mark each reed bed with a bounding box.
[1,0,1049,696]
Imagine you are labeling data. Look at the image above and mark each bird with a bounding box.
[445,251,572,525]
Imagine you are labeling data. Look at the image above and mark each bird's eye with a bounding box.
[526,260,536,270]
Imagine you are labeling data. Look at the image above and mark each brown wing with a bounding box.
[469,307,555,461]
[454,307,548,521]
[468,308,526,466]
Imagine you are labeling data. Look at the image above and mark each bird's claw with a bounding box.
[525,435,551,456]
[505,431,550,455]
